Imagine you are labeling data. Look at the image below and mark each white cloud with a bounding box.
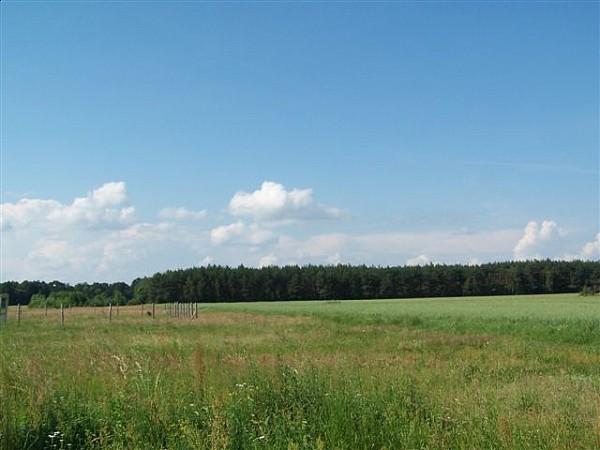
[210,221,246,245]
[258,253,278,267]
[513,221,538,259]
[2,182,596,283]
[26,239,90,273]
[90,181,128,207]
[158,207,207,221]
[210,221,274,246]
[200,256,214,266]
[1,181,134,231]
[513,220,564,260]
[539,220,558,240]
[274,228,521,266]
[581,233,600,260]
[0,183,208,282]
[327,252,343,265]
[228,181,344,223]
[405,254,431,266]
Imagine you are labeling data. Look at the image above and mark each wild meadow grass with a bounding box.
[1,293,600,449]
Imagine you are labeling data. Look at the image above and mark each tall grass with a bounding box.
[1,295,600,449]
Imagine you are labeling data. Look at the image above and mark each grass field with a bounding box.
[1,293,600,449]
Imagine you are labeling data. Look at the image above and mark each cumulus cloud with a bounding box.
[26,239,90,273]
[158,207,207,221]
[210,221,274,246]
[258,253,278,267]
[513,220,565,260]
[210,221,246,245]
[405,254,431,266]
[95,222,190,274]
[1,181,134,231]
[581,233,600,260]
[90,181,128,206]
[3,181,597,283]
[0,182,212,282]
[228,181,344,223]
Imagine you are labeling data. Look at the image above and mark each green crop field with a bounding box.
[1,293,600,449]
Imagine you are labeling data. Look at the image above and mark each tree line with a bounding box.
[1,260,599,306]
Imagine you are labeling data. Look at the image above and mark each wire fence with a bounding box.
[0,301,201,327]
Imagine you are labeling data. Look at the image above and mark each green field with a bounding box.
[1,293,600,449]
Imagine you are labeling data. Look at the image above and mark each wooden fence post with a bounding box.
[152,302,155,319]
[45,301,48,317]
[109,303,112,322]
[60,303,64,327]
[3,295,8,322]
[17,304,21,325]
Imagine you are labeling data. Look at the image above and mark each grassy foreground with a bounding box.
[1,293,600,449]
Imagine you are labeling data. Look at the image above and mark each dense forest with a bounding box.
[1,260,599,307]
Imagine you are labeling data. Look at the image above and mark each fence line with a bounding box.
[0,301,201,327]
[0,294,8,326]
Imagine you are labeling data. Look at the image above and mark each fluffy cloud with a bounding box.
[406,254,431,266]
[1,181,134,231]
[210,221,274,246]
[26,239,91,273]
[258,253,278,268]
[513,220,565,260]
[228,181,344,223]
[2,182,597,283]
[210,221,246,245]
[1,183,209,282]
[158,207,207,221]
[581,233,600,259]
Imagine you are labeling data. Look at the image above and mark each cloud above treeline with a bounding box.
[1,181,134,231]
[1,180,597,282]
[228,181,345,223]
[513,220,565,260]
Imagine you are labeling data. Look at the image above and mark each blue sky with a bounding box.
[1,1,598,282]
